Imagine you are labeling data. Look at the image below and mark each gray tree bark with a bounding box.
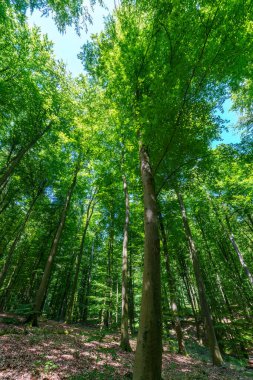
[176,190,223,366]
[120,175,131,351]
[30,162,80,326]
[66,193,95,322]
[133,144,162,380]
[159,210,186,355]
[0,183,45,290]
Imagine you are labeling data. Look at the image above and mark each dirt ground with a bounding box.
[0,317,252,380]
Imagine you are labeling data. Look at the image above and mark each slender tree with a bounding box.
[30,160,80,326]
[66,190,96,322]
[159,210,186,355]
[0,181,45,291]
[120,175,131,351]
[176,189,223,366]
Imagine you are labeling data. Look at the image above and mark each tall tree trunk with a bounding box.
[225,215,253,286]
[66,195,95,323]
[229,233,253,286]
[27,226,55,301]
[0,183,44,290]
[178,253,201,339]
[196,215,226,311]
[101,229,113,330]
[0,246,26,310]
[116,279,119,324]
[159,211,186,355]
[217,237,252,314]
[176,190,223,366]
[128,242,135,335]
[81,240,95,322]
[196,214,241,321]
[120,175,132,351]
[133,144,162,380]
[30,162,80,326]
[103,210,114,328]
[58,254,76,321]
[212,201,253,307]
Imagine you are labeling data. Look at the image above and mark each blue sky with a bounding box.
[213,99,241,147]
[27,4,241,146]
[28,1,114,77]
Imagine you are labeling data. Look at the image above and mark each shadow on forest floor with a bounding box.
[0,316,252,380]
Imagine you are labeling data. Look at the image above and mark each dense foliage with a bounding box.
[0,1,252,379]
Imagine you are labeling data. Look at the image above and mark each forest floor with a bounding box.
[0,314,252,380]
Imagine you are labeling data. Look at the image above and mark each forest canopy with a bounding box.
[0,1,252,379]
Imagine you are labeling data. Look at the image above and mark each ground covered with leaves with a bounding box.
[0,315,252,380]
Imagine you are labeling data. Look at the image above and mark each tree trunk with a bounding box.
[224,215,253,286]
[27,226,55,301]
[183,273,202,341]
[210,200,252,296]
[178,253,202,340]
[120,175,132,351]
[81,240,95,322]
[0,184,44,290]
[58,254,76,320]
[103,210,114,328]
[176,190,223,366]
[228,233,253,286]
[66,195,95,322]
[0,246,26,310]
[217,237,252,313]
[30,162,79,326]
[133,144,162,380]
[159,210,186,355]
[128,242,135,335]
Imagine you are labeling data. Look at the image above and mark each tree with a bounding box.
[1,1,253,378]
[30,158,81,326]
[3,0,103,32]
[0,13,70,192]
[176,189,223,366]
[66,188,96,322]
[79,0,253,376]
[159,210,186,355]
[120,174,132,351]
[133,145,162,379]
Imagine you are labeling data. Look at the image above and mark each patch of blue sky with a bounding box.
[45,186,58,202]
[212,98,242,148]
[27,1,114,77]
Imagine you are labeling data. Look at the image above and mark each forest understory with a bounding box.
[0,314,252,380]
[1,1,253,379]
